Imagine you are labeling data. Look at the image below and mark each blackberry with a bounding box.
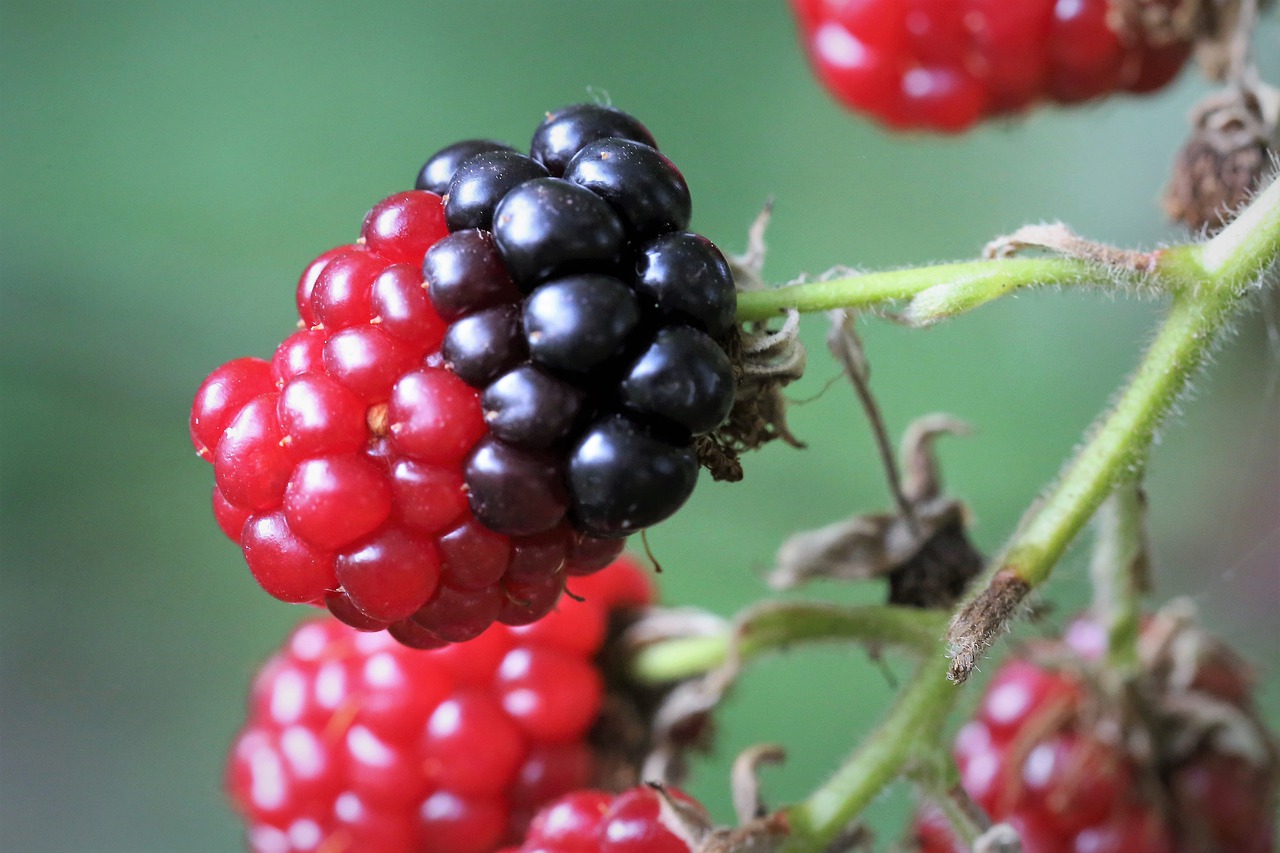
[192,104,739,647]
[227,558,658,853]
[791,0,1195,133]
[506,785,704,853]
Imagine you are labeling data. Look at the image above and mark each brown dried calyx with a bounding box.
[588,606,722,793]
[699,204,807,484]
[769,414,984,611]
[1164,82,1279,234]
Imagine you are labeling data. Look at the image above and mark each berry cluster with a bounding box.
[499,786,700,853]
[227,557,655,853]
[913,617,1277,853]
[791,0,1194,132]
[190,104,736,645]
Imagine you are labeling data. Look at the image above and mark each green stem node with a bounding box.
[629,604,947,686]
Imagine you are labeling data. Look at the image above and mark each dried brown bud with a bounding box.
[1164,84,1278,234]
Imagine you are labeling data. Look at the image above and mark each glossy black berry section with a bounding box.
[444,150,549,232]
[635,232,738,338]
[416,139,514,195]
[482,364,585,449]
[465,438,568,536]
[440,304,527,387]
[522,274,640,373]
[530,103,658,177]
[568,415,699,538]
[563,138,691,241]
[422,230,522,322]
[621,325,735,436]
[492,178,626,286]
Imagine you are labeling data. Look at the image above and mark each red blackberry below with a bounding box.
[191,104,737,647]
[226,556,655,853]
[498,785,703,853]
[911,614,1277,852]
[791,0,1196,132]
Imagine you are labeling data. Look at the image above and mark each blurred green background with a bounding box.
[2,2,1277,850]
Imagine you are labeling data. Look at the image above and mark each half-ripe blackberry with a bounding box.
[445,150,550,232]
[529,103,659,177]
[620,325,736,436]
[417,138,515,195]
[563,137,692,241]
[522,274,641,374]
[491,178,626,286]
[569,415,700,538]
[193,105,741,647]
[634,232,737,338]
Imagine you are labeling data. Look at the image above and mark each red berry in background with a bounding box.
[791,0,1197,132]
[191,105,739,647]
[227,557,656,853]
[911,609,1278,852]
[501,784,704,853]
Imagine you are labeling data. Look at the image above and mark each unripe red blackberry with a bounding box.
[192,105,738,645]
[792,0,1198,133]
[500,785,704,853]
[911,610,1277,852]
[227,557,656,853]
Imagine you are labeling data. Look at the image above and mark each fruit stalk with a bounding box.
[628,603,948,685]
[781,653,957,852]
[734,257,1149,324]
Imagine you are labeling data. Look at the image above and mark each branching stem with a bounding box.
[628,603,946,686]
[735,257,1146,324]
[709,175,1280,849]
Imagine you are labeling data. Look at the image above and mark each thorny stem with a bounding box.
[628,603,946,686]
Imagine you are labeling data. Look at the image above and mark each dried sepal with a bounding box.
[769,415,983,609]
[701,203,807,481]
[1164,82,1279,234]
